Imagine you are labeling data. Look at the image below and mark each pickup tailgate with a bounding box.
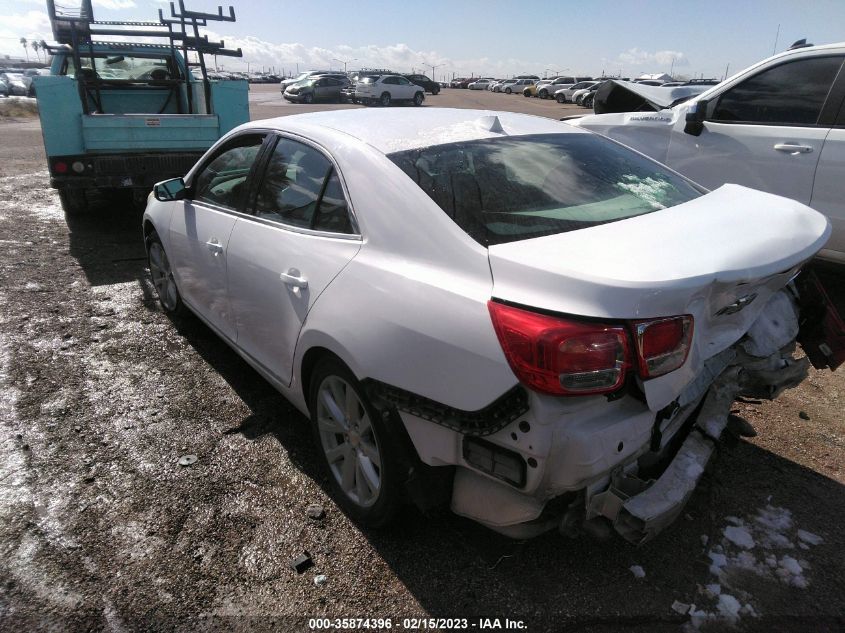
[82,114,220,151]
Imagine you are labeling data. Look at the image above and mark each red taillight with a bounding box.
[632,316,693,378]
[53,161,68,174]
[488,301,630,396]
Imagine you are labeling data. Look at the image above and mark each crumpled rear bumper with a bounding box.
[600,351,808,543]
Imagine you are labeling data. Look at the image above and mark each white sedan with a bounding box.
[143,109,840,541]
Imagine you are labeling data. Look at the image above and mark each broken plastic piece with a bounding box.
[314,574,327,586]
[178,454,198,466]
[629,564,645,579]
[290,551,314,574]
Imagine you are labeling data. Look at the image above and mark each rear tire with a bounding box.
[431,86,440,95]
[58,187,88,217]
[309,357,401,527]
[380,92,391,107]
[556,93,567,104]
[539,89,548,99]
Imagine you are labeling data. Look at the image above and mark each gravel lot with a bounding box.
[0,85,843,632]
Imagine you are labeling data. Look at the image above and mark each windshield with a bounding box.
[388,133,702,246]
[64,53,180,81]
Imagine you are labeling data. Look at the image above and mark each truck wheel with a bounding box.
[380,92,392,107]
[131,188,151,212]
[58,187,88,217]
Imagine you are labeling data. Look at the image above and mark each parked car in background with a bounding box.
[555,80,600,103]
[468,78,495,90]
[0,72,29,96]
[280,70,333,92]
[450,77,467,88]
[354,74,425,106]
[521,81,542,97]
[284,75,351,103]
[404,74,440,94]
[143,107,840,541]
[502,79,534,94]
[537,76,593,99]
[571,41,845,262]
[0,78,8,97]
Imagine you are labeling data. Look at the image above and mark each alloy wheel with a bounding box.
[148,241,179,312]
[316,375,382,508]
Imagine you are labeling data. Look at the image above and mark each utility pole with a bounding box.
[724,63,730,80]
[773,23,780,55]
[332,57,357,73]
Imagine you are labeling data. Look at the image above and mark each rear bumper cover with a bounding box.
[48,152,203,190]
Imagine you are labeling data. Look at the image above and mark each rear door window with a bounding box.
[713,56,844,125]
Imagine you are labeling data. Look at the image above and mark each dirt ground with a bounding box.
[0,87,843,632]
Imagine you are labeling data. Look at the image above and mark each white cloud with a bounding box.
[93,0,137,9]
[617,48,689,70]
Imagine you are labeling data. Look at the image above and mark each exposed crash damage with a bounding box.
[591,79,710,114]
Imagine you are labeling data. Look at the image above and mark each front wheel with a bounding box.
[556,93,566,104]
[413,92,424,106]
[58,187,88,217]
[505,87,512,94]
[309,357,400,527]
[303,93,314,104]
[431,86,440,95]
[380,92,392,107]
[146,231,186,316]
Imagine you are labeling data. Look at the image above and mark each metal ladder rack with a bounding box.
[44,0,243,116]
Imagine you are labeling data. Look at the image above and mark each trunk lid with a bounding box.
[488,184,831,410]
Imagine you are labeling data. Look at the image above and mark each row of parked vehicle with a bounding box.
[281,69,439,106]
[0,68,46,97]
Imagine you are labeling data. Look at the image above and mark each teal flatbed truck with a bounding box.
[34,0,249,215]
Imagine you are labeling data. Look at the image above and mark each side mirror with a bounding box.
[154,177,187,202]
[684,99,708,136]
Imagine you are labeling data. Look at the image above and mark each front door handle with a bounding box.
[206,239,224,256]
[774,143,814,155]
[279,270,308,289]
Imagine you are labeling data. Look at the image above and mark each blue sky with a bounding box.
[2,0,845,80]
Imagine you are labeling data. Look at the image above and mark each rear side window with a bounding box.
[713,56,843,125]
[389,133,701,246]
[254,138,354,233]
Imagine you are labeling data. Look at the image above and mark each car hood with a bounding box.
[593,80,708,113]
[487,184,830,409]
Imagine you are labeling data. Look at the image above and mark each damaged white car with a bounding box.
[142,109,843,542]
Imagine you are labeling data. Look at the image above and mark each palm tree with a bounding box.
[31,41,40,62]
[40,40,49,64]
[20,37,29,62]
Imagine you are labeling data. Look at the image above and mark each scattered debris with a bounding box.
[798,411,810,420]
[306,503,325,520]
[629,565,645,579]
[723,525,755,549]
[672,600,692,615]
[314,574,327,587]
[177,454,198,467]
[797,529,823,546]
[290,551,314,574]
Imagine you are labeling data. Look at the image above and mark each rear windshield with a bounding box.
[388,133,702,246]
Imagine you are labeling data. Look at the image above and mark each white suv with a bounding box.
[572,42,845,263]
[354,74,425,107]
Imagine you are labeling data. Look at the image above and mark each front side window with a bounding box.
[193,134,264,210]
[389,133,702,246]
[253,138,352,234]
[713,56,843,125]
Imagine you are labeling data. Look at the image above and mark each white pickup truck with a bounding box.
[571,42,845,263]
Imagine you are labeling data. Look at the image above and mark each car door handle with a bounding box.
[773,143,814,154]
[279,270,308,289]
[205,239,224,256]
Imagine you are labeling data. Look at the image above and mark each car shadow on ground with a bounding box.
[162,306,845,633]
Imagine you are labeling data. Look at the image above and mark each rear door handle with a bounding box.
[774,143,814,154]
[279,270,308,289]
[206,239,224,256]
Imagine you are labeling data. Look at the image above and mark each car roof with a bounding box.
[241,108,586,154]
